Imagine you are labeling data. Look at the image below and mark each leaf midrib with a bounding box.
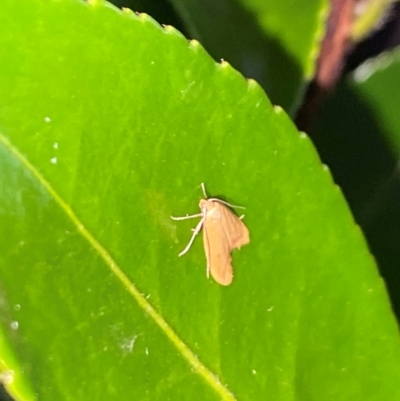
[0,133,237,401]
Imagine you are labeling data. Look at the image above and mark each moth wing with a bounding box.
[203,216,233,286]
[203,202,250,286]
[218,203,250,249]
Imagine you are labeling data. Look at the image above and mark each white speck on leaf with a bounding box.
[10,321,19,330]
[180,81,195,98]
[50,157,57,164]
[120,335,138,355]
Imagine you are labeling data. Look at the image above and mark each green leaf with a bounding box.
[352,0,394,42]
[352,50,400,155]
[312,48,400,320]
[169,0,329,114]
[0,1,400,400]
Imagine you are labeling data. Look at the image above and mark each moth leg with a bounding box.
[178,217,205,257]
[171,213,202,220]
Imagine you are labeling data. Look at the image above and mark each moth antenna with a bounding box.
[208,198,246,210]
[202,183,245,209]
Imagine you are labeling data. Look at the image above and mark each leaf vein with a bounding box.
[0,134,236,401]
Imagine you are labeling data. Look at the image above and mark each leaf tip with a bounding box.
[121,7,134,15]
[163,24,186,41]
[189,39,201,50]
[219,59,231,69]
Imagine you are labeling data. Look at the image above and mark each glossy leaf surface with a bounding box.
[0,1,399,400]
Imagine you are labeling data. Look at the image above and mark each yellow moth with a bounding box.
[171,183,250,285]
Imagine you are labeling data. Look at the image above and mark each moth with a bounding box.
[171,183,250,285]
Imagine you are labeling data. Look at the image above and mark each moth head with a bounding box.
[199,199,214,211]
